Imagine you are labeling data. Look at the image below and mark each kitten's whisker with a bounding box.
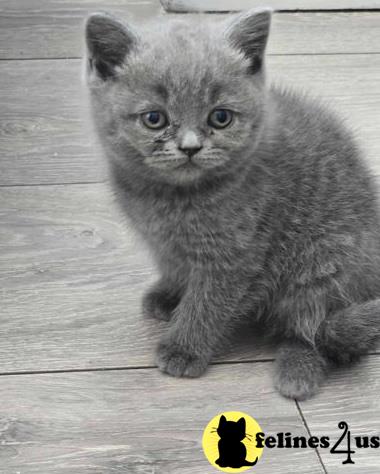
[196,158,223,163]
[152,157,177,160]
[154,160,177,164]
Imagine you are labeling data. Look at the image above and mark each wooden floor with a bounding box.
[1,1,380,472]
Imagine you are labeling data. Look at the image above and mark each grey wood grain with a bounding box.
[269,12,380,55]
[0,183,276,373]
[0,0,163,59]
[1,54,380,185]
[0,362,324,473]
[0,59,106,185]
[299,355,380,473]
[1,9,380,59]
[162,0,380,12]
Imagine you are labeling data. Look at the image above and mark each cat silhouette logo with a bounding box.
[202,411,264,472]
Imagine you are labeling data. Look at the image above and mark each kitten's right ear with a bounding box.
[85,12,138,80]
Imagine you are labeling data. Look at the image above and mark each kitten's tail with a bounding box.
[243,458,258,466]
[316,298,380,364]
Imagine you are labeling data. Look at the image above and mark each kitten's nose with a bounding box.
[178,130,203,157]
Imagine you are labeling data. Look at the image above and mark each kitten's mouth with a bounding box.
[166,155,202,173]
[147,155,196,171]
[176,158,198,170]
[170,157,206,182]
[149,155,216,181]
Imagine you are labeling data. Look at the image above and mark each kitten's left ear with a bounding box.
[226,8,272,74]
[218,415,227,427]
[237,417,246,430]
[85,12,139,80]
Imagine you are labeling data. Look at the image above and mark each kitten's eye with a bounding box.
[208,109,233,129]
[141,111,168,130]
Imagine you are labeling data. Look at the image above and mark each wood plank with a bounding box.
[0,59,106,185]
[0,183,276,373]
[162,0,380,12]
[0,0,163,59]
[1,10,380,59]
[299,355,380,473]
[1,54,380,185]
[0,363,324,473]
[269,12,380,55]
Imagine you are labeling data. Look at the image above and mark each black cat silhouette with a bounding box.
[215,415,258,468]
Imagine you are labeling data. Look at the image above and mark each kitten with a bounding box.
[85,9,380,400]
[215,415,257,468]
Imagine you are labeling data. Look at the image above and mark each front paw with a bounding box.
[156,340,209,378]
[274,342,327,401]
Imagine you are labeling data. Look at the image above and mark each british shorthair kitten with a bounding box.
[85,9,380,400]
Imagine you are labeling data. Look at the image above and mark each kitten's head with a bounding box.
[85,9,271,186]
[217,415,246,441]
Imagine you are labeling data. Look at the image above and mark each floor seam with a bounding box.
[0,181,105,188]
[164,8,380,14]
[295,400,328,474]
[1,354,380,377]
[0,358,274,377]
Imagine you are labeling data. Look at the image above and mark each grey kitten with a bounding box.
[85,9,380,400]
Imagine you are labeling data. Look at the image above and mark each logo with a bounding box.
[202,411,264,472]
[203,414,380,469]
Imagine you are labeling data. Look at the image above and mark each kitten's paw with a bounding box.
[156,340,209,378]
[142,286,178,322]
[319,344,361,366]
[274,342,327,401]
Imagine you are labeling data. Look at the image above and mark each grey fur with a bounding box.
[85,9,380,400]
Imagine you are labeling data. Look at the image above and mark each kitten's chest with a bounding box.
[139,196,255,261]
[146,201,217,250]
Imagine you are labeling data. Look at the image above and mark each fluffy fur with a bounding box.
[85,10,380,400]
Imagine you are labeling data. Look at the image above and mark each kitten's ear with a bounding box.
[219,415,227,426]
[226,8,272,74]
[85,12,138,80]
[237,417,246,430]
